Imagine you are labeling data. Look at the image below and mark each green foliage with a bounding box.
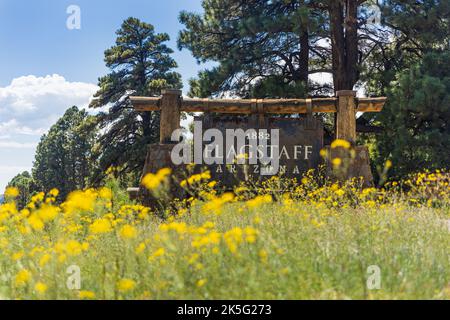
[251,75,308,99]
[383,0,449,49]
[180,1,450,98]
[179,0,328,98]
[363,0,450,96]
[32,106,98,200]
[90,17,182,184]
[6,171,34,209]
[375,51,450,177]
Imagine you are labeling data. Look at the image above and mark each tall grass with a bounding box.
[0,169,449,300]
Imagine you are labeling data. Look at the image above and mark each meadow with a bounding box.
[0,165,449,300]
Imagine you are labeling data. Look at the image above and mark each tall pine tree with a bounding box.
[90,17,182,183]
[32,106,97,200]
[374,51,450,177]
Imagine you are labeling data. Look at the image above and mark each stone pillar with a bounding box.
[328,90,374,186]
[137,89,184,206]
[138,143,184,207]
[335,90,357,143]
[141,144,178,179]
[325,145,374,187]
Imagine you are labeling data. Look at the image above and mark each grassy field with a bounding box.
[0,168,449,300]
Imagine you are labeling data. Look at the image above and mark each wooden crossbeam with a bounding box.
[130,96,386,114]
[130,90,387,144]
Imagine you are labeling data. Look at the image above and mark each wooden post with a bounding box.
[160,89,181,144]
[335,90,357,143]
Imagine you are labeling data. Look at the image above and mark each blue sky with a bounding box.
[0,0,206,191]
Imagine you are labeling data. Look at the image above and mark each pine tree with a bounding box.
[32,106,97,200]
[375,51,450,177]
[362,0,450,96]
[6,171,34,209]
[178,0,330,98]
[89,17,182,183]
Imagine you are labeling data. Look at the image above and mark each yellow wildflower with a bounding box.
[79,290,96,299]
[65,240,83,256]
[63,190,97,214]
[207,181,217,188]
[149,247,165,261]
[244,227,258,244]
[196,279,207,287]
[259,249,268,263]
[201,193,234,215]
[135,242,146,254]
[15,269,31,286]
[28,214,44,231]
[99,187,113,200]
[31,192,45,203]
[141,168,172,190]
[331,139,351,149]
[120,225,137,239]
[49,188,59,197]
[12,251,24,261]
[224,227,244,254]
[35,282,48,294]
[37,205,59,222]
[246,194,272,208]
[385,160,393,169]
[89,218,112,234]
[332,158,342,167]
[39,253,51,267]
[4,187,19,198]
[117,279,136,292]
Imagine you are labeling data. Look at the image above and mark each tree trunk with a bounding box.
[294,0,309,92]
[141,112,153,141]
[329,0,359,92]
[329,0,360,139]
[344,0,358,90]
[299,29,310,88]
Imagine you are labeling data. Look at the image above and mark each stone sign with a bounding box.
[195,113,323,185]
[128,90,387,200]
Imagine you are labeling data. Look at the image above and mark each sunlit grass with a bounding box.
[0,169,449,300]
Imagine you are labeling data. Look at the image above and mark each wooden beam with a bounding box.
[131,96,339,114]
[130,96,386,114]
[130,96,160,112]
[182,97,338,114]
[356,97,387,112]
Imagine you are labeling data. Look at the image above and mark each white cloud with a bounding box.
[0,74,98,191]
[0,74,98,133]
[0,119,46,137]
[0,141,37,149]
